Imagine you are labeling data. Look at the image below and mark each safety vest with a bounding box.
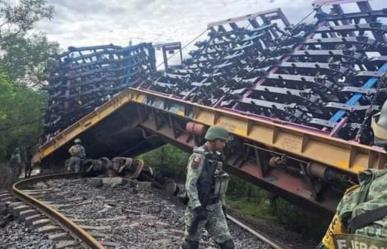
[321,170,387,249]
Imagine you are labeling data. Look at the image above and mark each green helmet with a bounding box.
[74,138,81,144]
[204,126,230,141]
[372,100,387,146]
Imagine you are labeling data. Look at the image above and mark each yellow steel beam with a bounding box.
[32,92,132,163]
[33,88,386,173]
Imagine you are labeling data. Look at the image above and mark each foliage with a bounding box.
[0,69,44,161]
[0,0,56,162]
[0,0,58,87]
[275,198,331,239]
[138,144,190,180]
[0,0,54,36]
[0,33,58,86]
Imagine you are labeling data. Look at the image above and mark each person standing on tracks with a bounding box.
[67,138,86,173]
[181,126,235,249]
[8,147,23,181]
[317,101,387,249]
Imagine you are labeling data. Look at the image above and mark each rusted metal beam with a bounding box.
[33,88,386,173]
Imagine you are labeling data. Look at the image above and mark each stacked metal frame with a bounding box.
[44,43,156,138]
[139,1,387,144]
[139,9,302,106]
[230,0,387,143]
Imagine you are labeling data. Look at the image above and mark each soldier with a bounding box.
[317,101,387,249]
[181,126,235,249]
[8,147,22,181]
[67,138,86,173]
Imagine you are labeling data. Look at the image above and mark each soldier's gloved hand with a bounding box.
[222,205,227,218]
[193,206,208,221]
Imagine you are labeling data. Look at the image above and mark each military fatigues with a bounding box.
[8,148,23,181]
[319,169,387,249]
[67,144,86,173]
[183,146,232,245]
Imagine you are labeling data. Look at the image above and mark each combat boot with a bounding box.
[219,239,235,249]
[181,240,199,249]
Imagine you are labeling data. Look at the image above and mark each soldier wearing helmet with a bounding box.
[181,126,235,249]
[66,138,86,173]
[317,100,387,249]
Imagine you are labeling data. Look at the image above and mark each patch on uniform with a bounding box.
[333,234,387,249]
[191,155,202,169]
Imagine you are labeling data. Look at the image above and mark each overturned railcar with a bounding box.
[36,0,387,213]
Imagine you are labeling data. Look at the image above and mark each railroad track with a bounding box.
[1,174,293,249]
[1,173,104,249]
[227,215,289,249]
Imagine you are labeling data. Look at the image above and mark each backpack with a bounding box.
[69,145,81,157]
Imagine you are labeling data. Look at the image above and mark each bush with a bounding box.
[276,198,331,239]
[0,70,44,162]
[138,144,189,181]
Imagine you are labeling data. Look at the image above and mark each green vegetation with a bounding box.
[139,144,330,240]
[228,177,330,239]
[0,0,57,188]
[138,144,189,180]
[0,72,45,160]
[227,175,277,220]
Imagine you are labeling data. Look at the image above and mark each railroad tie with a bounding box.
[54,239,79,249]
[11,204,30,217]
[37,224,62,233]
[18,209,39,220]
[32,218,52,227]
[48,232,72,241]
[80,225,112,231]
[0,196,14,202]
[24,214,45,226]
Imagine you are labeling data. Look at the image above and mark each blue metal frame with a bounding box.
[329,62,387,125]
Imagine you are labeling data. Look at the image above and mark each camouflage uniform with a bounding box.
[183,146,232,247]
[319,169,387,249]
[67,144,86,173]
[9,148,23,181]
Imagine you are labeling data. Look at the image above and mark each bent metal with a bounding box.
[334,234,387,249]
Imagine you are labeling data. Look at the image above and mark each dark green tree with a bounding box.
[0,70,44,161]
[0,0,57,162]
[0,0,53,35]
[0,0,58,87]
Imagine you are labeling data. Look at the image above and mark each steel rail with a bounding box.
[12,173,105,249]
[227,214,289,249]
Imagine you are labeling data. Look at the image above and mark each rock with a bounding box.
[0,214,12,228]
[0,219,54,248]
[0,202,8,216]
[34,182,48,189]
[90,178,103,188]
[164,180,178,196]
[102,177,127,187]
[151,238,171,247]
[32,178,303,249]
[136,181,153,191]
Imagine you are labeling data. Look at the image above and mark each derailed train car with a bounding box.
[35,0,387,213]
